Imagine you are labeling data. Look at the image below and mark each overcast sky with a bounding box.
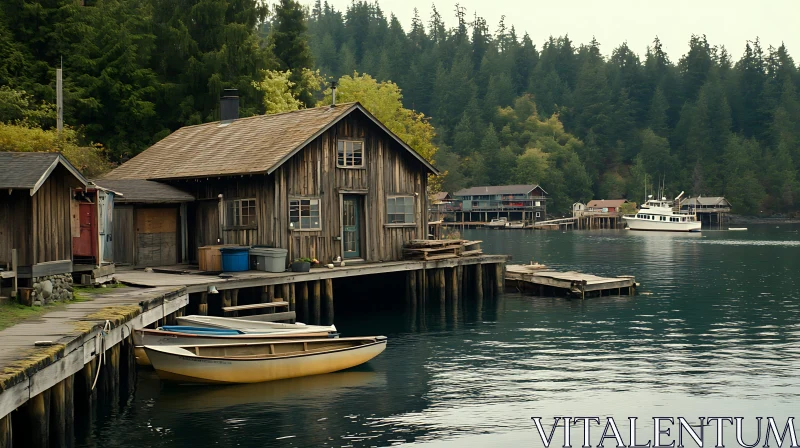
[301,0,799,62]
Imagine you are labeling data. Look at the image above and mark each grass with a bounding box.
[72,282,126,300]
[0,286,98,332]
[0,301,66,332]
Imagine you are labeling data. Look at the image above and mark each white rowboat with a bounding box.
[176,315,336,334]
[145,336,387,384]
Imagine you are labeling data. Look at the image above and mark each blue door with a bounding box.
[342,195,361,259]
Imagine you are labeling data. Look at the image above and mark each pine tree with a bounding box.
[647,87,669,137]
[270,0,315,106]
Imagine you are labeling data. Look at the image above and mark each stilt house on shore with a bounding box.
[100,98,439,266]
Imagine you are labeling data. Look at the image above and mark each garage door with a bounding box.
[135,208,177,267]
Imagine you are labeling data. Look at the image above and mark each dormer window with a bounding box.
[337,140,364,168]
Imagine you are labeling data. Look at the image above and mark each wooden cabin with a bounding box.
[101,101,438,265]
[0,153,87,301]
[93,179,195,268]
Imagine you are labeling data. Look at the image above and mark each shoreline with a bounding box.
[727,214,800,225]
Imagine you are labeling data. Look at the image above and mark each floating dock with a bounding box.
[505,264,636,298]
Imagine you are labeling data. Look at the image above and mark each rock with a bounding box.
[33,300,43,306]
[33,282,42,293]
[67,286,73,292]
[41,280,53,299]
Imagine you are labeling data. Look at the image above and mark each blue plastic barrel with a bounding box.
[220,247,250,272]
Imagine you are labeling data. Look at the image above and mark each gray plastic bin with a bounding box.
[250,247,288,273]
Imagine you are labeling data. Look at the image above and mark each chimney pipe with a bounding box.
[220,89,239,122]
[330,81,337,106]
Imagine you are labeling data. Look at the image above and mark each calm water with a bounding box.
[83,225,800,447]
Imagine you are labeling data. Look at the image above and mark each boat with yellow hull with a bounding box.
[133,328,337,367]
[144,336,387,384]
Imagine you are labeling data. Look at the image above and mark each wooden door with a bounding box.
[342,195,361,259]
[135,208,177,267]
[72,202,97,260]
[113,206,135,265]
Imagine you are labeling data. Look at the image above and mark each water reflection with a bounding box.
[84,225,800,447]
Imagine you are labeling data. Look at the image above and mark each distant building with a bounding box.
[431,192,451,204]
[452,184,547,222]
[679,196,731,213]
[585,199,630,215]
[679,196,732,228]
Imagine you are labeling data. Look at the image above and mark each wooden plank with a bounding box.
[222,301,288,312]
[31,260,72,277]
[230,311,296,322]
[135,208,177,234]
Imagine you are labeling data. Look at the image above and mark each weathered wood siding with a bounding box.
[31,166,78,265]
[1,166,81,268]
[0,191,32,266]
[113,206,135,265]
[174,109,429,264]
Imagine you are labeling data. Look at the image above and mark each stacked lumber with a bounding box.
[403,239,483,261]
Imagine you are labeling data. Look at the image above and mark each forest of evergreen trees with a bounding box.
[305,2,800,215]
[1,0,799,215]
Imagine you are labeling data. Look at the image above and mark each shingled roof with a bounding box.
[105,102,437,180]
[454,184,548,196]
[0,152,87,193]
[92,179,194,203]
[586,199,628,209]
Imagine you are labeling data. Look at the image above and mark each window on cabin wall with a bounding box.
[337,140,364,168]
[226,199,257,228]
[289,198,321,230]
[387,195,415,224]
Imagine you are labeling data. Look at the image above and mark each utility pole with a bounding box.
[56,58,63,134]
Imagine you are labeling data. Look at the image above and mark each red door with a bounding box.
[73,202,98,259]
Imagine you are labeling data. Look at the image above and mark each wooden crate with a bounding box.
[198,246,223,272]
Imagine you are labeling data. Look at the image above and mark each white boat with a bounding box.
[505,221,525,229]
[144,336,387,384]
[485,217,508,228]
[176,315,337,334]
[623,192,701,232]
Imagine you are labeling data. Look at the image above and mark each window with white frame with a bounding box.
[387,195,415,224]
[226,198,257,228]
[289,198,321,230]
[337,140,364,168]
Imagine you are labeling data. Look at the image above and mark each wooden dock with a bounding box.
[0,286,188,446]
[115,256,507,293]
[505,264,636,298]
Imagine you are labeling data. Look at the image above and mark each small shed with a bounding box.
[93,179,195,267]
[0,152,87,302]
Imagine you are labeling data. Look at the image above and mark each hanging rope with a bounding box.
[91,320,112,391]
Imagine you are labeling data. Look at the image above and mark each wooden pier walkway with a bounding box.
[0,287,187,423]
[505,264,636,298]
[115,256,509,294]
